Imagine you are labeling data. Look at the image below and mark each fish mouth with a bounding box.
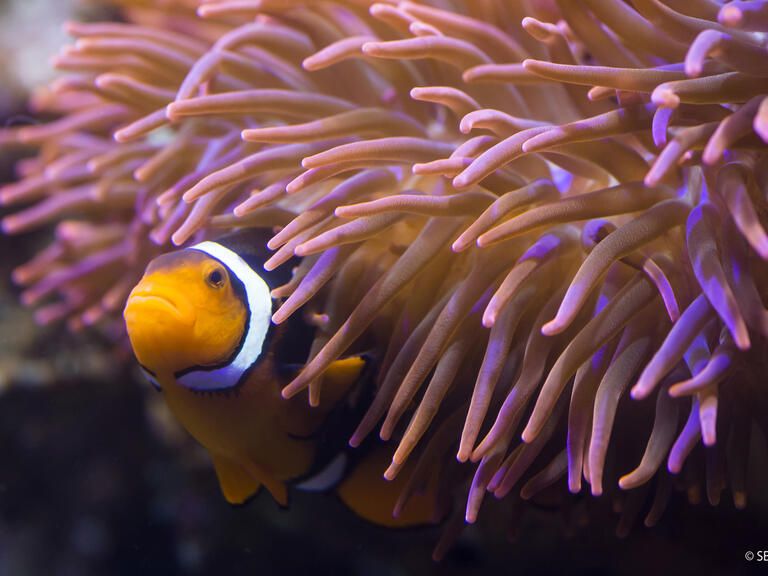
[125,291,192,326]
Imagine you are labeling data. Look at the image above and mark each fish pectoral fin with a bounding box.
[281,355,368,407]
[320,355,369,405]
[241,460,289,507]
[211,453,262,505]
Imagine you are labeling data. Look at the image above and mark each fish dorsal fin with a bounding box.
[215,228,296,287]
[211,454,262,505]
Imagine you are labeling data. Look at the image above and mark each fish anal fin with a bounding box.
[211,453,262,505]
[241,460,289,507]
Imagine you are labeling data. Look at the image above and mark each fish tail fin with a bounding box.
[336,442,443,528]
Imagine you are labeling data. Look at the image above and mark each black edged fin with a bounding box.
[211,453,262,505]
[240,460,289,507]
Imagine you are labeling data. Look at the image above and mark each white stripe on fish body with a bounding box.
[295,453,349,492]
[176,240,272,391]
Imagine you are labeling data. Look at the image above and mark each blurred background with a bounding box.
[0,1,766,575]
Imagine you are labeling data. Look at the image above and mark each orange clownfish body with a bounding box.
[123,231,444,527]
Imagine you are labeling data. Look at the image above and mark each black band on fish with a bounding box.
[176,240,272,391]
[139,365,162,391]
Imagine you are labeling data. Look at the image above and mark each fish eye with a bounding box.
[205,267,226,289]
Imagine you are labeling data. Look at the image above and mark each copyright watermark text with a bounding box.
[745,550,768,561]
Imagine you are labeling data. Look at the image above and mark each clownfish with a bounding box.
[123,230,443,527]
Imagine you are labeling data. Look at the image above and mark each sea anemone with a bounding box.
[2,0,768,545]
